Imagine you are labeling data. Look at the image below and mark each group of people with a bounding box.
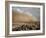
[12,23,40,31]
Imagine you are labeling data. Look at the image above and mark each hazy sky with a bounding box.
[12,7,40,21]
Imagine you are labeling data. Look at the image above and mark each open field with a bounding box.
[12,22,40,31]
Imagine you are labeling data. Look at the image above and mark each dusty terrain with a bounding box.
[12,11,40,31]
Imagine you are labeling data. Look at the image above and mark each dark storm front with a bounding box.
[12,7,40,31]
